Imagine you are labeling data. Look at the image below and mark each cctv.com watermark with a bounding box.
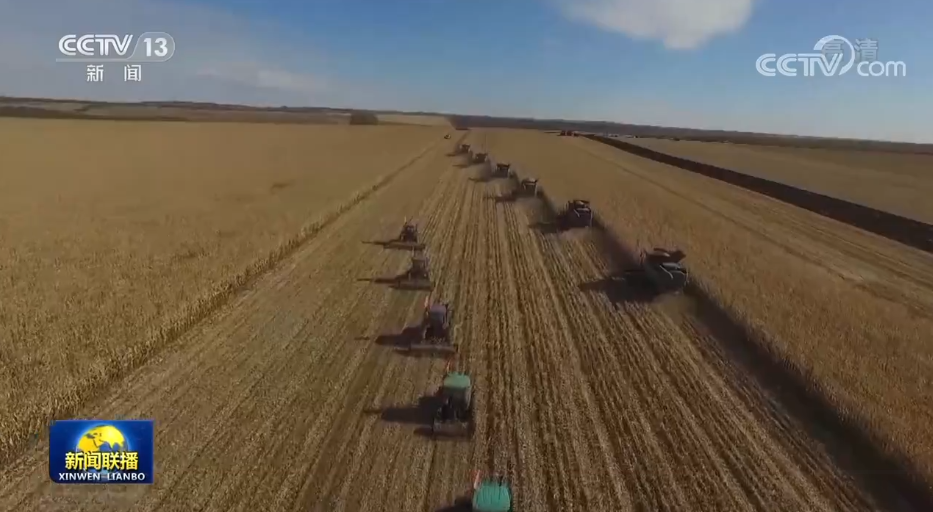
[756,35,906,78]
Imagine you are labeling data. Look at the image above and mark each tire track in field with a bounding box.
[335,157,475,512]
[493,181,631,512]
[481,177,549,512]
[291,155,469,511]
[419,162,483,509]
[0,139,455,512]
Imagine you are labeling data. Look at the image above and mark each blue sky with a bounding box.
[0,0,930,142]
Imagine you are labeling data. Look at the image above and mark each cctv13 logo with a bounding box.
[49,419,154,484]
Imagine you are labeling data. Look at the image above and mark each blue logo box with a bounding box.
[49,419,154,484]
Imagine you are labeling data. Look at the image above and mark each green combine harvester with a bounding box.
[469,470,513,512]
[432,362,474,437]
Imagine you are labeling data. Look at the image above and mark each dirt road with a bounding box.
[0,137,907,511]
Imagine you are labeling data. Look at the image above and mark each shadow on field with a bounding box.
[434,501,471,512]
[578,275,657,305]
[373,326,419,348]
[357,276,400,286]
[357,275,432,291]
[455,163,474,169]
[681,281,933,510]
[363,395,439,426]
[362,240,426,251]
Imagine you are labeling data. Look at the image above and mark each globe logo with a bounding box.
[76,425,131,479]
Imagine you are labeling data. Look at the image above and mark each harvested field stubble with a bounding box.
[0,119,445,463]
[485,129,933,496]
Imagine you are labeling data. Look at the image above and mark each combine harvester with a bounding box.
[431,361,474,437]
[385,219,426,250]
[410,298,457,355]
[395,251,433,290]
[518,177,538,197]
[492,162,512,178]
[458,470,513,511]
[623,248,689,295]
[558,199,594,229]
[459,143,472,155]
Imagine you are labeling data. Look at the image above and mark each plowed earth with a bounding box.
[0,136,904,511]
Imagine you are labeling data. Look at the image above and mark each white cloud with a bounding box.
[557,0,756,49]
[0,0,355,106]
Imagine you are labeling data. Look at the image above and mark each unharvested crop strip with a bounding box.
[0,133,453,473]
[584,134,933,253]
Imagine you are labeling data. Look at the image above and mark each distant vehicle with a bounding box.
[473,152,488,163]
[558,199,594,228]
[387,219,426,250]
[459,143,472,154]
[624,248,689,294]
[396,252,432,290]
[445,134,451,139]
[493,162,511,177]
[518,178,538,196]
[432,362,474,437]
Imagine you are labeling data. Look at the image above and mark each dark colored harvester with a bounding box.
[459,143,472,154]
[559,199,594,228]
[397,251,433,290]
[519,177,538,196]
[389,219,426,250]
[410,299,456,354]
[493,162,511,177]
[625,248,689,294]
[432,362,474,437]
[466,470,514,512]
[473,151,488,164]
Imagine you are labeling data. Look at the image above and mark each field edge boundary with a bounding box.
[583,134,933,253]
[1,131,462,468]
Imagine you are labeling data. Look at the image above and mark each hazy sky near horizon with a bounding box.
[1,0,930,142]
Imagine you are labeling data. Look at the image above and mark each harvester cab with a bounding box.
[460,143,472,154]
[560,199,594,228]
[626,247,688,294]
[399,220,419,242]
[470,470,513,512]
[432,362,474,437]
[473,152,488,164]
[389,220,426,250]
[494,162,511,177]
[519,178,538,196]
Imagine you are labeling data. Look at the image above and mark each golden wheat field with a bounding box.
[0,120,931,511]
[627,137,933,224]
